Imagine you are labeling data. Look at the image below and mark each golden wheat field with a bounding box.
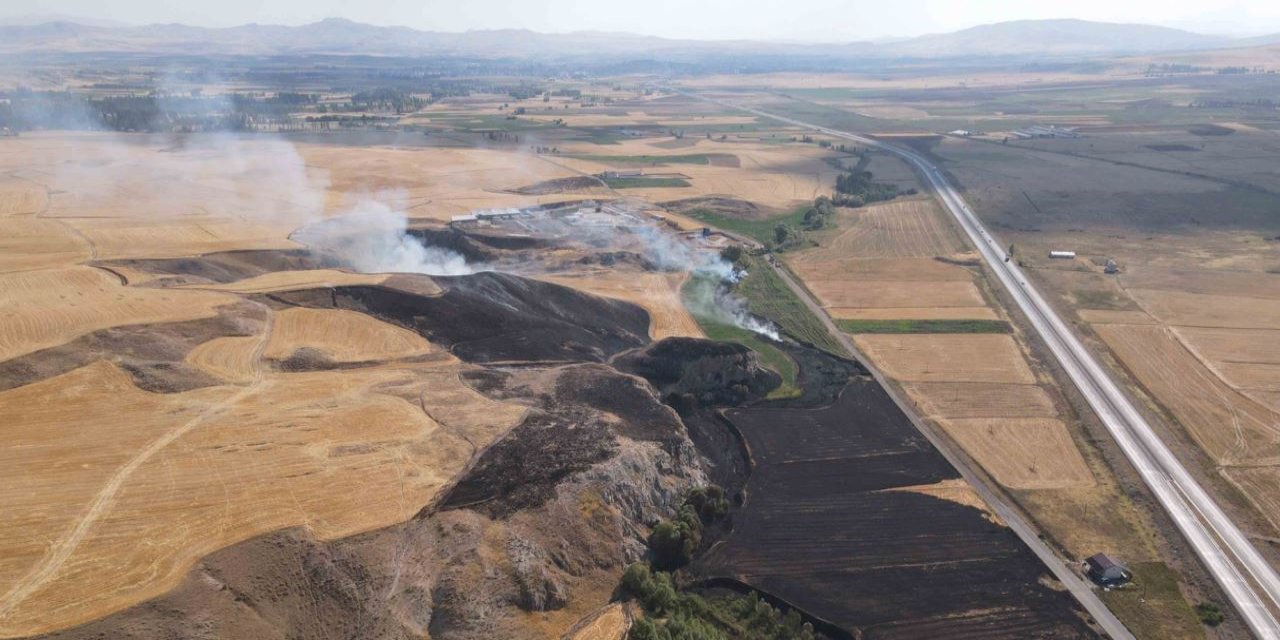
[853,334,1038,384]
[0,132,609,637]
[537,270,702,340]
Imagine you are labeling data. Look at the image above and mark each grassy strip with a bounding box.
[735,254,845,355]
[836,318,1011,334]
[568,153,712,165]
[702,321,800,400]
[602,177,690,189]
[680,275,800,399]
[1100,562,1203,640]
[682,206,809,245]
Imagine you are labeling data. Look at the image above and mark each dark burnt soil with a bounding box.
[444,363,689,518]
[614,337,780,406]
[403,226,504,261]
[96,249,329,285]
[509,175,606,195]
[698,379,1097,640]
[660,196,774,221]
[440,406,618,516]
[267,271,651,364]
[0,300,266,392]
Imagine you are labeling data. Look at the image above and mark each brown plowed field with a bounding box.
[853,334,1037,384]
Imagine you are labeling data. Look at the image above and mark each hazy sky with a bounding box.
[9,0,1280,40]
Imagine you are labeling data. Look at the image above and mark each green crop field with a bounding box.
[601,177,690,188]
[568,153,714,165]
[682,205,810,245]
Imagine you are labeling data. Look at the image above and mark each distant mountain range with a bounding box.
[0,16,1275,59]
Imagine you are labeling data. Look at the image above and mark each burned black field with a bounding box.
[699,378,1097,639]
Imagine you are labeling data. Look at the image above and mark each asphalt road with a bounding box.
[691,91,1280,639]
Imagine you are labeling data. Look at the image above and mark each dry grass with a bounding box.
[537,270,701,340]
[564,602,631,640]
[0,266,236,362]
[1076,309,1156,324]
[852,334,1037,384]
[264,307,438,363]
[0,358,525,636]
[935,418,1094,490]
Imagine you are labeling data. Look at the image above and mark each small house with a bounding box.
[1085,553,1131,587]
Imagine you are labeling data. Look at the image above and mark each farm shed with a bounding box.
[1085,553,1132,587]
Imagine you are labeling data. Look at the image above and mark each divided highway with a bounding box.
[693,92,1280,639]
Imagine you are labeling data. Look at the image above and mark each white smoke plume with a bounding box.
[293,198,474,276]
[621,219,780,340]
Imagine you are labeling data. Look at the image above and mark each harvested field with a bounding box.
[0,266,236,362]
[787,256,974,282]
[185,336,261,384]
[935,418,1094,490]
[0,356,527,636]
[555,139,843,210]
[852,334,1037,384]
[537,271,702,340]
[1224,467,1280,532]
[177,269,393,294]
[700,380,1094,639]
[1076,309,1156,324]
[1093,323,1280,462]
[818,198,967,258]
[0,176,48,215]
[1173,326,1280,367]
[809,279,986,310]
[1128,289,1280,329]
[264,307,438,364]
[830,306,999,320]
[903,382,1057,419]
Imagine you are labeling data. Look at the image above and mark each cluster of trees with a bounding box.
[800,196,837,230]
[484,131,520,143]
[648,486,729,570]
[834,169,913,207]
[622,565,819,640]
[349,88,426,113]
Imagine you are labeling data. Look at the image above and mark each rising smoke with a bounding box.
[293,198,475,276]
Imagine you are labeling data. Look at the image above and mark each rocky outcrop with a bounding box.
[615,337,781,407]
